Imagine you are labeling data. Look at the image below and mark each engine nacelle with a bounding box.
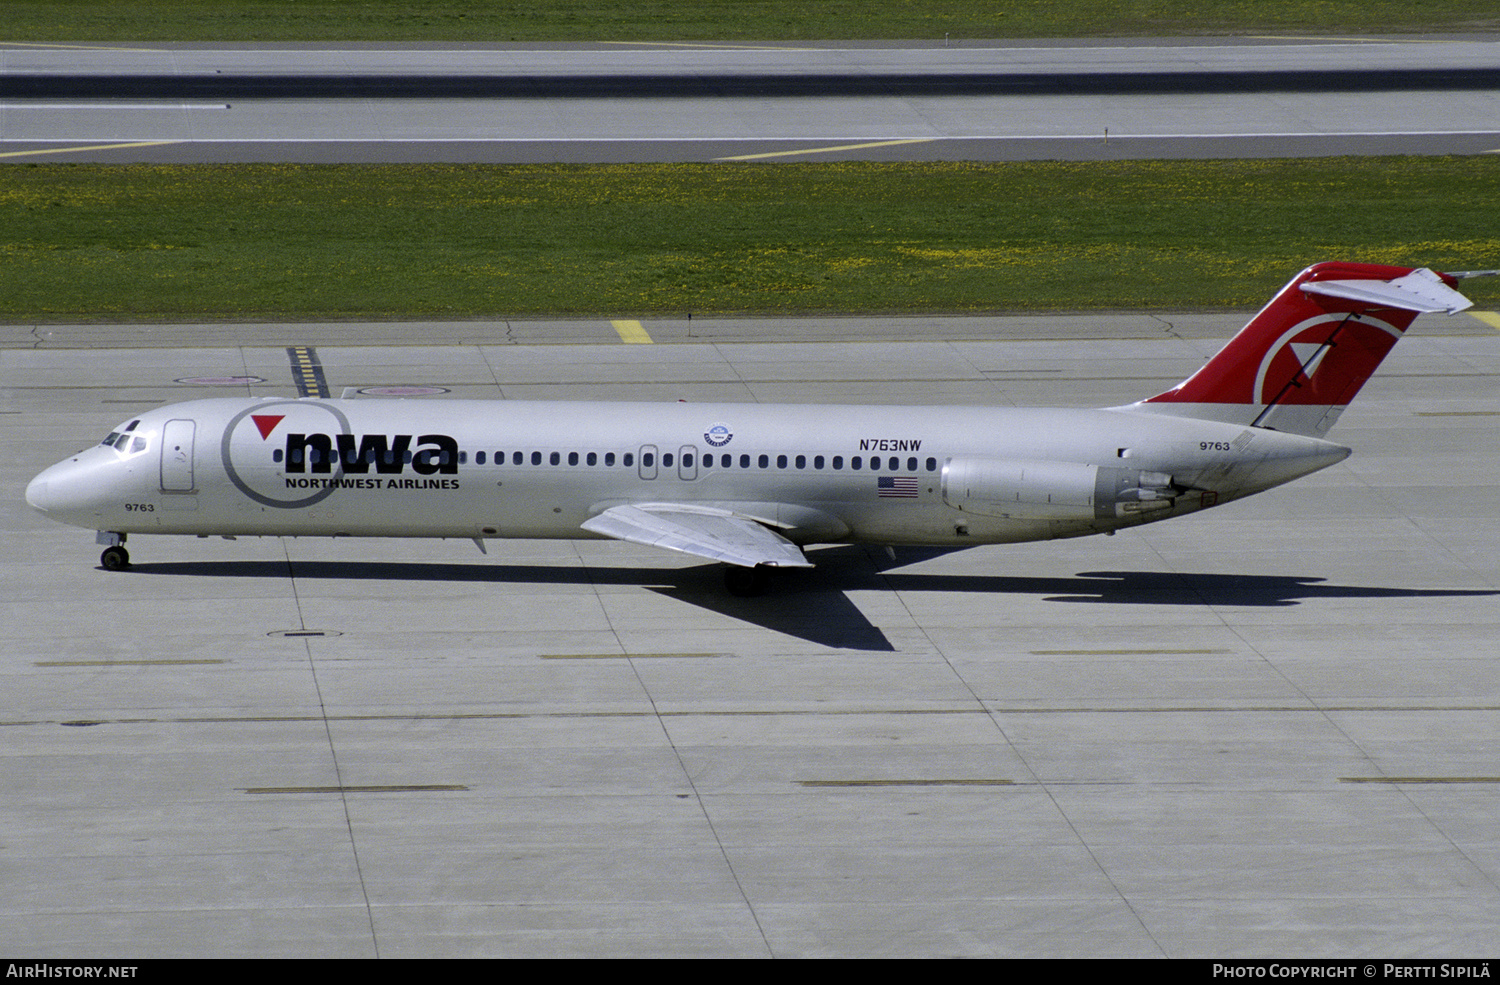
[940,457,1176,520]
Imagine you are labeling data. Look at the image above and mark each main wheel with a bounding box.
[100,545,130,570]
[724,564,769,597]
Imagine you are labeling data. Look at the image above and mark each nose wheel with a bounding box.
[100,545,131,570]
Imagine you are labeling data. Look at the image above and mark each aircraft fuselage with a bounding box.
[27,395,1349,548]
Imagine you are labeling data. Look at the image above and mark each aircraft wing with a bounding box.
[581,504,814,569]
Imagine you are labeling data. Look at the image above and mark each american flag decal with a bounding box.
[877,476,919,498]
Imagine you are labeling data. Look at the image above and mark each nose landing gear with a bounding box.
[100,545,131,570]
[96,532,129,570]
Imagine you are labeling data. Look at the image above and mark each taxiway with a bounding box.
[4,313,1498,957]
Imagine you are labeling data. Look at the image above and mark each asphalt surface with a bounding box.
[4,38,1499,959]
[3,37,1499,162]
[5,311,1499,958]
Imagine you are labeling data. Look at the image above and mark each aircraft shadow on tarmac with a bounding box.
[120,545,1499,652]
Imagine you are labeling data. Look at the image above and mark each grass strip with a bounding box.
[3,1,1498,43]
[3,158,1498,321]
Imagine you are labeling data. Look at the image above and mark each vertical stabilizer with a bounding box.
[1123,263,1471,437]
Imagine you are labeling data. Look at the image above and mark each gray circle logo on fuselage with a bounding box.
[220,400,353,509]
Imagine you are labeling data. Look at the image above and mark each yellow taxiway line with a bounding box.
[716,138,935,161]
[612,319,653,344]
[0,140,181,159]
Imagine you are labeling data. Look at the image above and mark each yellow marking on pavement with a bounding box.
[602,40,809,51]
[1,42,165,51]
[542,651,724,659]
[243,784,469,794]
[1244,35,1460,43]
[1031,648,1230,656]
[1340,777,1500,784]
[1468,310,1500,331]
[38,659,225,667]
[612,319,653,344]
[799,779,1015,788]
[286,345,331,398]
[717,138,935,161]
[0,140,180,159]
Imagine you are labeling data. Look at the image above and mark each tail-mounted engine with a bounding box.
[941,457,1177,520]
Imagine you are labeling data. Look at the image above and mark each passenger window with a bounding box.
[662,453,673,467]
[795,455,806,469]
[476,451,486,465]
[568,451,579,465]
[549,451,560,465]
[906,457,917,471]
[851,456,862,470]
[624,452,634,467]
[587,452,597,466]
[926,457,937,472]
[758,454,769,469]
[776,454,787,469]
[832,456,843,470]
[739,454,750,468]
[642,452,654,467]
[605,452,616,466]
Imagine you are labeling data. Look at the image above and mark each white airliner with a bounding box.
[25,262,1481,594]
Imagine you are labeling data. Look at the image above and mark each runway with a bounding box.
[4,312,1499,957]
[3,37,1499,162]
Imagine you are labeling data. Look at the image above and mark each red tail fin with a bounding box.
[1131,262,1471,437]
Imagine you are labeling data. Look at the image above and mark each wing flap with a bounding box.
[581,504,813,569]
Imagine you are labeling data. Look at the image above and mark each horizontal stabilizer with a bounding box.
[1300,267,1472,314]
[581,503,813,569]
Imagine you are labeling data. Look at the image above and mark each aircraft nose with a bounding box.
[24,473,53,513]
[26,453,119,523]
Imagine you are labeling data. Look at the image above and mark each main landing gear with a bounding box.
[97,532,129,570]
[724,563,771,597]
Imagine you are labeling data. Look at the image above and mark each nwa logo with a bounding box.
[280,429,458,475]
[221,401,460,509]
[1254,313,1401,406]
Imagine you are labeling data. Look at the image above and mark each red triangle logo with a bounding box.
[251,414,285,440]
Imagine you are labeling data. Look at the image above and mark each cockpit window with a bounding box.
[101,421,149,456]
